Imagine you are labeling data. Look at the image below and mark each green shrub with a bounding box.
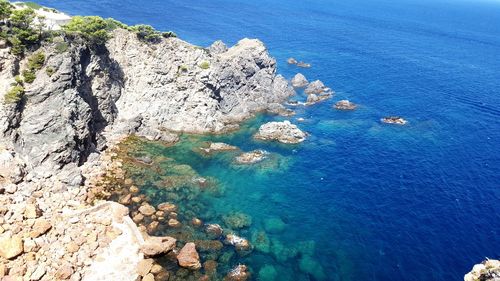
[27,51,45,70]
[55,41,69,53]
[8,36,24,55]
[105,18,127,30]
[4,85,24,104]
[22,69,35,83]
[199,61,210,70]
[45,66,54,76]
[162,31,177,38]
[178,65,188,73]
[0,0,12,22]
[14,75,23,84]
[130,24,161,43]
[63,16,114,45]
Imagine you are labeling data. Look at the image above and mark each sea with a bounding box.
[31,0,500,280]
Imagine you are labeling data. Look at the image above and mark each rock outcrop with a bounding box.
[334,100,357,110]
[235,150,268,164]
[291,73,308,88]
[381,116,407,125]
[177,242,201,270]
[254,121,306,144]
[465,259,500,281]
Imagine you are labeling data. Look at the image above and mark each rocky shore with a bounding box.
[0,9,297,280]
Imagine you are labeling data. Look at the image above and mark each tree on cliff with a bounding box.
[0,0,12,23]
[63,16,113,45]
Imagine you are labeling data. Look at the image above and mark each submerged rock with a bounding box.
[299,255,327,280]
[200,142,238,154]
[381,116,408,125]
[235,150,268,164]
[251,230,271,253]
[254,121,306,144]
[224,264,251,281]
[335,100,357,110]
[258,265,278,281]
[177,242,201,270]
[205,224,224,238]
[264,217,287,234]
[291,73,309,88]
[223,212,252,229]
[224,234,252,252]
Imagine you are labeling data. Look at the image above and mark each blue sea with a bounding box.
[33,0,500,280]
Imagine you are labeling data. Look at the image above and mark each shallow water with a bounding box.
[33,0,500,280]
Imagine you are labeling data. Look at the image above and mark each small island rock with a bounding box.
[254,121,306,144]
[334,100,357,110]
[287,57,298,64]
[381,116,407,125]
[235,150,268,164]
[291,73,309,88]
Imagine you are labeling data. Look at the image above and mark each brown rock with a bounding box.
[168,219,181,228]
[157,202,177,212]
[24,204,41,219]
[137,258,154,276]
[65,241,80,253]
[140,236,176,257]
[118,194,132,205]
[132,196,142,203]
[130,186,139,193]
[30,219,52,238]
[55,265,73,279]
[224,265,250,281]
[177,242,201,270]
[150,264,163,274]
[191,218,203,227]
[0,235,23,259]
[142,273,154,281]
[0,263,6,277]
[138,204,156,216]
[147,221,159,233]
[133,213,144,223]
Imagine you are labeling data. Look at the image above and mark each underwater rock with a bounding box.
[291,73,309,88]
[205,224,224,238]
[224,234,251,252]
[140,236,177,257]
[335,100,357,110]
[254,121,306,144]
[297,61,312,68]
[270,238,298,263]
[177,242,202,270]
[299,255,327,281]
[191,218,203,227]
[222,212,252,229]
[195,240,224,252]
[135,156,153,165]
[267,103,296,117]
[157,202,177,212]
[251,230,271,253]
[224,265,251,281]
[118,194,132,205]
[235,150,268,164]
[168,218,181,228]
[381,116,408,125]
[138,204,156,216]
[258,265,278,281]
[204,260,218,275]
[264,217,287,234]
[199,142,238,155]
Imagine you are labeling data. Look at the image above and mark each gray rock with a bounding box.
[291,73,308,88]
[208,40,228,54]
[254,121,306,144]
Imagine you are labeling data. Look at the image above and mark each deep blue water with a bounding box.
[32,0,500,280]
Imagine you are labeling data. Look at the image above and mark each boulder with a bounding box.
[0,235,23,259]
[291,73,308,88]
[136,258,154,276]
[287,57,298,64]
[224,234,251,251]
[334,100,357,110]
[254,121,306,144]
[30,218,52,238]
[465,259,500,281]
[304,80,330,95]
[381,116,407,125]
[138,204,156,216]
[157,202,177,212]
[177,242,201,270]
[224,265,251,281]
[235,150,268,164]
[305,93,331,105]
[140,236,177,257]
[205,224,223,238]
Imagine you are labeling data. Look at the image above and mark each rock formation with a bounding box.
[254,121,306,144]
[381,116,407,125]
[465,259,500,281]
[291,73,308,88]
[335,100,357,110]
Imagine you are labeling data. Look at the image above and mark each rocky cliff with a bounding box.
[0,28,294,185]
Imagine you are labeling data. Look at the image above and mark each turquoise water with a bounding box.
[34,0,500,280]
